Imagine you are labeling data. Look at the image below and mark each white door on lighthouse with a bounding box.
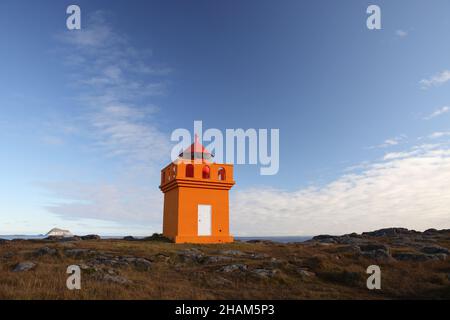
[198,205,212,236]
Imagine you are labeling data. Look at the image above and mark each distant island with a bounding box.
[45,228,73,238]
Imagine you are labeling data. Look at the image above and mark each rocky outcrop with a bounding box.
[34,246,58,257]
[80,235,101,240]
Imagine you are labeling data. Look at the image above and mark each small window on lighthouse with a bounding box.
[218,167,226,181]
[202,165,210,179]
[186,164,194,178]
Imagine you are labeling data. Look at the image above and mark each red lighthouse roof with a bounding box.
[179,134,213,161]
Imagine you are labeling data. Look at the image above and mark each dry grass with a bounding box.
[0,238,449,300]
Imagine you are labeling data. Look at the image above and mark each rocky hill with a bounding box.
[0,228,449,299]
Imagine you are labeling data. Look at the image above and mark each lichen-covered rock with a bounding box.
[34,246,57,256]
[218,264,248,273]
[80,235,101,240]
[421,246,449,255]
[251,268,278,278]
[13,261,36,272]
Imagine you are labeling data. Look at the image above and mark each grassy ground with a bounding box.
[0,237,449,299]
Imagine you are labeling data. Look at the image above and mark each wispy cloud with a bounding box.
[44,11,172,227]
[231,142,450,236]
[429,131,450,139]
[424,106,450,120]
[395,29,408,37]
[420,70,450,89]
[367,135,407,149]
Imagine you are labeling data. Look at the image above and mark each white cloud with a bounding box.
[43,11,172,228]
[420,70,450,89]
[395,30,408,37]
[231,143,450,236]
[429,131,450,139]
[424,106,450,120]
[367,135,406,149]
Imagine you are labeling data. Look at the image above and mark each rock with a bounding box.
[297,269,315,277]
[334,245,361,254]
[123,236,136,241]
[362,228,416,237]
[133,258,152,271]
[310,234,365,245]
[423,228,439,235]
[102,274,130,284]
[2,252,14,259]
[245,240,275,244]
[13,261,36,272]
[392,252,431,261]
[80,235,101,240]
[218,264,248,273]
[216,250,246,256]
[143,233,171,242]
[249,253,270,259]
[358,243,391,260]
[178,249,204,262]
[211,276,233,286]
[91,255,128,268]
[434,253,448,260]
[46,235,81,241]
[34,246,57,256]
[421,246,449,255]
[204,255,234,264]
[311,235,338,244]
[251,268,278,278]
[65,248,92,258]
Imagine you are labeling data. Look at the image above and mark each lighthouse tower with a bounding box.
[159,135,235,243]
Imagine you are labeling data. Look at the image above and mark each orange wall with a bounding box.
[177,187,230,237]
[160,160,235,243]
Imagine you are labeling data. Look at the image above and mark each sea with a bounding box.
[0,235,311,243]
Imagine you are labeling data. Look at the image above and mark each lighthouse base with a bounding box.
[171,235,234,244]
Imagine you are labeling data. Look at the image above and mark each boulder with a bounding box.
[13,261,36,272]
[392,252,431,261]
[311,235,338,244]
[204,255,234,264]
[143,233,171,242]
[178,249,204,262]
[81,235,101,240]
[102,274,131,284]
[251,268,278,278]
[132,258,152,271]
[34,246,57,256]
[421,246,449,255]
[362,228,416,237]
[64,248,92,258]
[218,264,248,273]
[297,269,315,277]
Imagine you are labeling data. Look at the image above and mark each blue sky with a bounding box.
[1,0,450,236]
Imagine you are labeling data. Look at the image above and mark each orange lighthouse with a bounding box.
[159,135,235,244]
